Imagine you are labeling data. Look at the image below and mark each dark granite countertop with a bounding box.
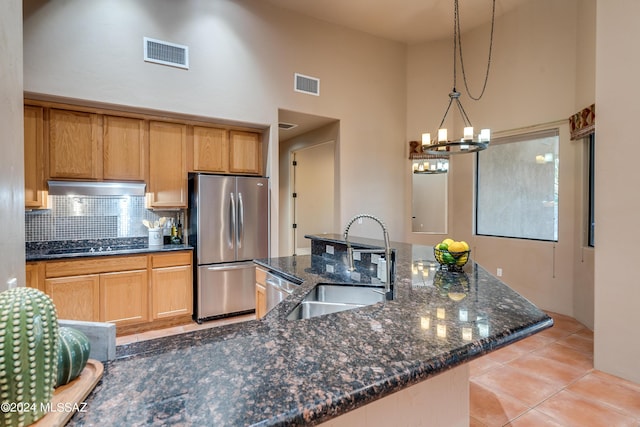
[26,238,192,261]
[68,236,552,426]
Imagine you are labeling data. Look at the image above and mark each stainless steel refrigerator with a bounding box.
[188,174,269,322]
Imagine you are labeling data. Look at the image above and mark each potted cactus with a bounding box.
[0,287,58,426]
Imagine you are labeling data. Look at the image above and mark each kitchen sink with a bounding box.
[287,283,385,320]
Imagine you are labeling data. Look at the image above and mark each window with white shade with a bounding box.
[476,129,559,241]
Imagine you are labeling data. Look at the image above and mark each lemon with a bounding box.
[460,241,470,251]
[442,238,455,246]
[448,241,465,253]
[455,254,468,266]
[448,292,467,301]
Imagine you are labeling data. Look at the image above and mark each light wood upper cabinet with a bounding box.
[191,126,228,173]
[103,115,147,181]
[229,130,262,175]
[48,108,102,180]
[24,105,48,209]
[148,121,188,209]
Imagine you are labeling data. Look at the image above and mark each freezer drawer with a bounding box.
[196,262,256,321]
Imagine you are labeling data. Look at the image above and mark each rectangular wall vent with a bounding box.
[294,73,320,96]
[278,122,298,130]
[144,37,189,69]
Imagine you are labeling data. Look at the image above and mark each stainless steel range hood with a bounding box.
[47,181,146,197]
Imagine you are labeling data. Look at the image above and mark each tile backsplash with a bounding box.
[25,195,182,242]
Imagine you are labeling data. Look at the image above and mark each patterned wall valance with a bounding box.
[569,104,595,140]
[408,141,449,160]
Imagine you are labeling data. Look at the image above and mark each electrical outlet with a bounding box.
[326,245,334,255]
[353,251,361,261]
[496,268,503,277]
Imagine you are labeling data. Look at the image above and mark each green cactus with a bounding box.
[55,327,90,387]
[0,287,58,427]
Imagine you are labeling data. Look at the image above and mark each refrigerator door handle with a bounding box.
[206,263,254,272]
[229,192,236,248]
[238,192,244,248]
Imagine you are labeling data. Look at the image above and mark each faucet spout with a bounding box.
[343,214,394,300]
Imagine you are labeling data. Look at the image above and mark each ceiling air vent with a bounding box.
[294,73,320,96]
[278,122,298,130]
[144,37,189,69]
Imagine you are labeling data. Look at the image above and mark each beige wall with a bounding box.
[594,0,640,384]
[406,0,596,324]
[278,122,340,255]
[22,0,407,255]
[0,0,25,292]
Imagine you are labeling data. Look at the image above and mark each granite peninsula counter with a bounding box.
[68,236,552,426]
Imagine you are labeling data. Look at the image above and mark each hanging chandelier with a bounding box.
[423,0,496,156]
[409,141,449,174]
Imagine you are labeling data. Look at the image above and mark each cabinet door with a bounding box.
[24,105,48,209]
[148,121,187,208]
[255,267,267,319]
[229,130,262,175]
[25,262,45,292]
[48,109,102,179]
[103,115,147,181]
[100,270,148,326]
[45,275,100,321]
[255,282,267,319]
[151,265,192,320]
[192,126,228,172]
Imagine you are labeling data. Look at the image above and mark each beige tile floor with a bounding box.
[470,312,640,427]
[116,312,640,426]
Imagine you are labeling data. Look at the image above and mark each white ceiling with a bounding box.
[264,0,530,44]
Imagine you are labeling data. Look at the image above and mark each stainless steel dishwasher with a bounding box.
[265,270,300,313]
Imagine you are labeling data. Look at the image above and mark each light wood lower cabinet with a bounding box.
[34,251,192,334]
[25,262,45,292]
[255,266,267,319]
[151,252,193,319]
[100,270,148,326]
[45,275,100,322]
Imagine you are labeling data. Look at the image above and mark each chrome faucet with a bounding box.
[343,214,394,300]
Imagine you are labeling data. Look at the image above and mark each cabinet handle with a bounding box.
[206,264,253,272]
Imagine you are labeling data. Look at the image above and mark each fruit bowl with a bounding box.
[434,247,470,270]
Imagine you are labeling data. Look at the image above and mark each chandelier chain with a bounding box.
[453,0,496,101]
